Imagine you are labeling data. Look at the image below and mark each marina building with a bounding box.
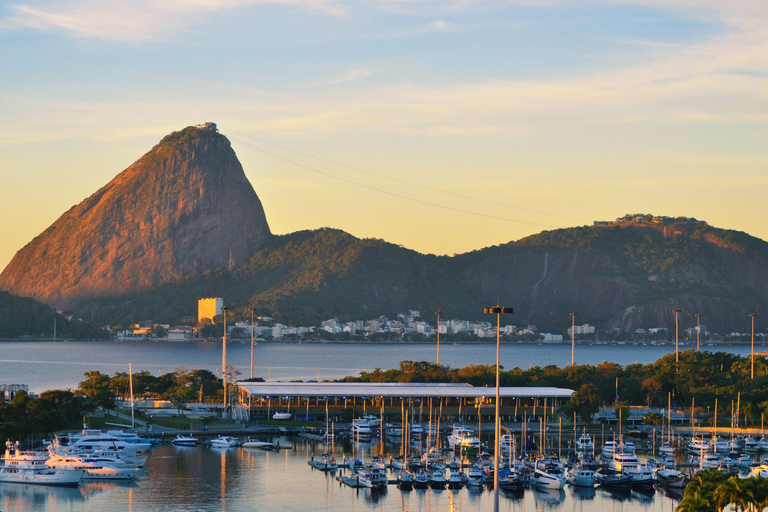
[237,381,574,423]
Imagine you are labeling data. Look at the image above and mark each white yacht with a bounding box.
[466,465,486,487]
[610,451,654,487]
[361,414,381,428]
[357,467,387,489]
[531,461,566,490]
[272,411,292,420]
[448,425,480,450]
[242,438,275,450]
[65,429,147,456]
[575,433,593,452]
[687,437,711,454]
[210,436,240,448]
[1,441,83,486]
[46,452,140,480]
[351,419,372,441]
[172,435,199,446]
[602,440,618,456]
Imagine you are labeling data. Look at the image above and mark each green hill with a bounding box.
[0,291,110,340]
[75,215,768,334]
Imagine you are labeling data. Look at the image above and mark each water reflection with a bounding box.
[0,483,84,509]
[0,438,689,511]
[569,486,595,501]
[532,486,566,506]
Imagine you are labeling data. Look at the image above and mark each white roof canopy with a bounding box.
[237,381,574,399]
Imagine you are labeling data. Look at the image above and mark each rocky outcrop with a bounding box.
[0,126,271,309]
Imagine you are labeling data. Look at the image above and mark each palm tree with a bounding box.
[677,492,714,512]
[714,477,746,512]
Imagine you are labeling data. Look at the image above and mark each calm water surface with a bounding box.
[0,439,684,512]
[0,339,759,393]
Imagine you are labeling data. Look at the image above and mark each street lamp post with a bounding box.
[570,312,576,366]
[673,309,681,364]
[751,314,757,380]
[484,304,513,512]
[695,314,701,352]
[435,310,442,365]
[249,308,257,380]
[222,306,229,417]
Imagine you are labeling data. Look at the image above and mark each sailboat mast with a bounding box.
[129,363,135,429]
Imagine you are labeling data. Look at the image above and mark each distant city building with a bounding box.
[568,324,595,336]
[198,297,224,324]
[541,333,563,342]
[2,384,28,402]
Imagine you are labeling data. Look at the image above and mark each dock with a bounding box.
[337,474,366,488]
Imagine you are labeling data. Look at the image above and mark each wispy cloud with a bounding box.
[2,0,347,41]
[297,69,372,89]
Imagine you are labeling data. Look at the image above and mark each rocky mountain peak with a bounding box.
[0,125,271,310]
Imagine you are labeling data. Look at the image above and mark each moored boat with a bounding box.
[172,435,198,446]
[1,441,83,486]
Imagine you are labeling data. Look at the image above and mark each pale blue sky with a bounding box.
[1,1,767,271]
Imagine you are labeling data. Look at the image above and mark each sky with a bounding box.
[1,1,767,271]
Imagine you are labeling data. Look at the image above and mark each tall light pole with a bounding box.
[570,312,576,366]
[673,309,681,364]
[751,314,757,380]
[695,314,701,352]
[249,308,257,380]
[435,310,442,365]
[484,304,513,512]
[222,306,229,417]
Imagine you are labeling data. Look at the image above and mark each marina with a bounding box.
[0,434,695,512]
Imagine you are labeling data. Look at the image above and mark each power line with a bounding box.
[228,134,562,229]
[227,129,583,224]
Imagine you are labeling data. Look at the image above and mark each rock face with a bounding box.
[0,125,271,310]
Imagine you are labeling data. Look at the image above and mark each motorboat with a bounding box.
[361,414,381,428]
[744,436,759,452]
[210,436,240,448]
[621,440,636,454]
[610,452,654,487]
[1,441,83,486]
[499,434,515,456]
[447,471,463,489]
[709,437,730,454]
[272,411,292,420]
[45,452,140,480]
[448,425,480,450]
[602,440,617,456]
[351,419,372,441]
[242,438,275,450]
[655,468,689,488]
[429,468,447,489]
[738,454,753,468]
[566,464,596,487]
[718,457,738,472]
[658,441,675,457]
[357,467,387,489]
[530,461,566,490]
[595,469,632,489]
[687,437,711,453]
[172,435,198,446]
[413,469,430,489]
[397,470,414,490]
[498,468,527,491]
[575,433,593,452]
[104,430,152,450]
[466,465,486,488]
[63,429,147,457]
[758,437,768,452]
[749,464,768,478]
